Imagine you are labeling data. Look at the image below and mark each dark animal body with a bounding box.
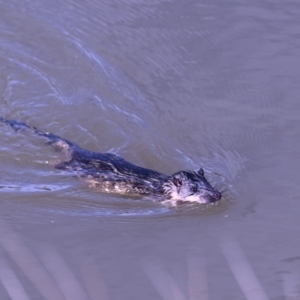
[1,118,222,204]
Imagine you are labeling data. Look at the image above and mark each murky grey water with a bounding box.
[0,0,300,299]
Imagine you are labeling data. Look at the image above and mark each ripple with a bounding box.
[0,183,71,193]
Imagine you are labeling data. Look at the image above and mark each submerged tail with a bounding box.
[0,117,77,151]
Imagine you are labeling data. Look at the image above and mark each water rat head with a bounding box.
[163,168,221,204]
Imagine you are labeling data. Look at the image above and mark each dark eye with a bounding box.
[192,187,198,193]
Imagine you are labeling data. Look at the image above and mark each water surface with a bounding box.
[0,0,300,299]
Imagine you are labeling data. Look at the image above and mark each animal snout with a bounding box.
[210,190,222,202]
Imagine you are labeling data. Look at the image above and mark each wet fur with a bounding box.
[1,118,221,204]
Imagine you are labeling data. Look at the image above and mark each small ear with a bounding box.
[198,168,204,176]
[172,176,182,187]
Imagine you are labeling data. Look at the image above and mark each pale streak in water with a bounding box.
[220,236,269,300]
[0,217,109,300]
[0,222,297,299]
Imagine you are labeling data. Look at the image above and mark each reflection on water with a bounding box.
[0,221,298,300]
